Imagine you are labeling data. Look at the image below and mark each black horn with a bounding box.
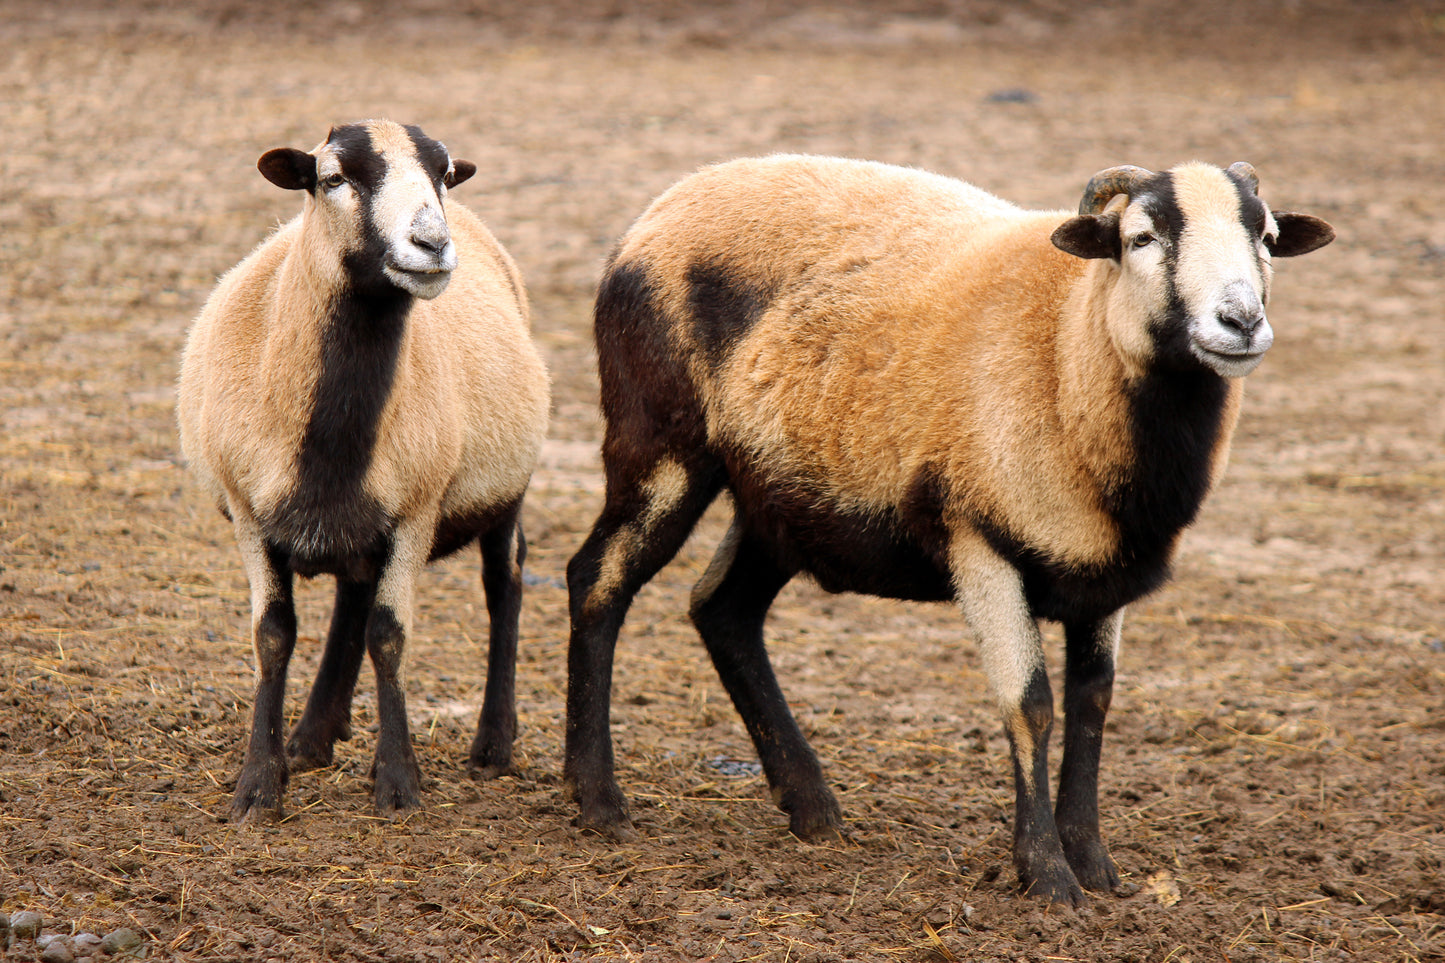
[1227,161,1260,194]
[1078,165,1153,215]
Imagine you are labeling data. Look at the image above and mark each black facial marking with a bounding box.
[404,124,452,185]
[326,125,386,193]
[685,260,775,368]
[1225,167,1271,240]
[1132,175,1200,372]
[320,125,399,295]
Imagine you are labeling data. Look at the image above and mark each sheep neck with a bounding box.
[259,239,416,575]
[1058,260,1243,559]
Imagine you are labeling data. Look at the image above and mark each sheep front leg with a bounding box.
[953,540,1084,907]
[231,514,297,823]
[469,506,525,778]
[1057,611,1125,894]
[365,517,432,816]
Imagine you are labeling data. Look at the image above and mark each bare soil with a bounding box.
[2,2,1443,960]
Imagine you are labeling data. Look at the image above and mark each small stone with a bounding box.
[10,909,44,940]
[100,928,142,955]
[72,933,103,955]
[40,936,75,963]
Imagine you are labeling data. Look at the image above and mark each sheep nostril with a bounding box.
[411,232,448,256]
[1219,310,1263,336]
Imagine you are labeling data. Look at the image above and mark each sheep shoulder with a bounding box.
[177,217,314,516]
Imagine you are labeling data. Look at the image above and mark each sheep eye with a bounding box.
[320,173,347,191]
[1130,233,1155,250]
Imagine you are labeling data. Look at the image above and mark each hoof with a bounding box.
[1062,837,1123,895]
[371,758,422,817]
[467,761,512,781]
[466,738,514,781]
[286,743,334,773]
[774,784,844,841]
[231,758,288,824]
[1020,869,1088,909]
[577,813,638,843]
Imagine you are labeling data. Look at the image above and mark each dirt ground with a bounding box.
[2,1,1443,960]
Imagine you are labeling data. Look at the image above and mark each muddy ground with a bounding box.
[2,2,1443,960]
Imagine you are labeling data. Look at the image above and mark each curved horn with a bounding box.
[1077,165,1154,215]
[1226,161,1259,194]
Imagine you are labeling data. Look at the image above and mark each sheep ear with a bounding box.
[1051,213,1122,260]
[258,148,317,192]
[1267,211,1335,257]
[445,160,477,189]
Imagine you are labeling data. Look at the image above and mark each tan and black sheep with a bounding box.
[563,154,1333,905]
[179,120,550,821]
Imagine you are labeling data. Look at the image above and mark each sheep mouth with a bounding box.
[385,263,453,299]
[1190,342,1268,377]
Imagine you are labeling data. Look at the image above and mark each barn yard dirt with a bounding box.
[2,2,1443,960]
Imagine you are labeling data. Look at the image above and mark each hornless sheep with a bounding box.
[564,155,1333,905]
[178,120,550,821]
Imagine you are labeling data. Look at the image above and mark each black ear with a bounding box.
[1267,212,1335,257]
[1051,213,1122,260]
[257,148,317,191]
[445,160,477,189]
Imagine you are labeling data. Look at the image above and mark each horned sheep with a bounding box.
[563,155,1333,905]
[178,120,550,821]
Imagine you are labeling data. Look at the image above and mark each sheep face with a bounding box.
[257,120,478,300]
[1052,162,1334,379]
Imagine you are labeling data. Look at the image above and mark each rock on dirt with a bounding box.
[9,910,44,941]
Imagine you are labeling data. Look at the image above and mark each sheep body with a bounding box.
[182,203,544,572]
[179,121,548,820]
[565,154,1332,904]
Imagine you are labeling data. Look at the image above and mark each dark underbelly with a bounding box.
[259,498,508,582]
[731,487,1172,623]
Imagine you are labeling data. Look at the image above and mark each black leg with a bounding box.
[287,577,375,770]
[469,505,525,778]
[1056,612,1124,893]
[232,541,297,822]
[1005,666,1084,906]
[564,457,723,838]
[362,519,436,816]
[688,522,840,839]
[366,602,421,815]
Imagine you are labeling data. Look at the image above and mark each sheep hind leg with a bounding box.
[468,506,525,779]
[287,577,375,770]
[564,458,724,840]
[689,522,841,840]
[1056,611,1132,895]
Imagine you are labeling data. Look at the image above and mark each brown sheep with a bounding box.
[178,120,550,821]
[563,155,1333,905]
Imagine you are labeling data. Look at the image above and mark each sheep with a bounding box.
[178,120,550,822]
[562,155,1333,905]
